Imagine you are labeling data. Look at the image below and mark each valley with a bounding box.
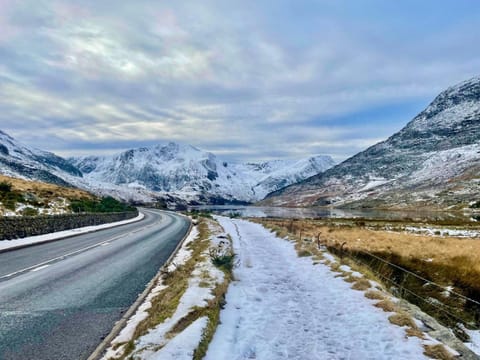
[2,2,480,359]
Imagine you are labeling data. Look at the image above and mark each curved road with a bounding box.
[0,208,190,360]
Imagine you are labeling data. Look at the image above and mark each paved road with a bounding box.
[0,208,190,360]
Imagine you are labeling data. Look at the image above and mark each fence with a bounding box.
[324,242,480,338]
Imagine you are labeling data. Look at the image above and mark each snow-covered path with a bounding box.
[206,217,427,360]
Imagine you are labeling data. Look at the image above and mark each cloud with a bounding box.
[1,0,480,162]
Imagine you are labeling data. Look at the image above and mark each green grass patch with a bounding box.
[69,196,135,213]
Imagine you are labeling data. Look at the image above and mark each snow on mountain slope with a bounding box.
[263,76,480,210]
[0,130,335,205]
[70,143,335,204]
[0,130,82,187]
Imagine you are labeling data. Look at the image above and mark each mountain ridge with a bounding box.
[69,142,335,204]
[0,131,335,205]
[262,76,480,210]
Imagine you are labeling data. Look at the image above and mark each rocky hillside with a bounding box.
[70,143,335,204]
[263,76,480,210]
[0,130,82,187]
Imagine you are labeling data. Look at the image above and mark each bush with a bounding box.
[227,211,242,218]
[70,196,136,213]
[188,210,213,219]
[1,190,22,210]
[3,198,16,211]
[209,246,235,273]
[0,181,12,193]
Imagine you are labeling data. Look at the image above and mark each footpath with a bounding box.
[206,217,430,360]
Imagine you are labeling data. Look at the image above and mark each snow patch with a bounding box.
[463,328,480,356]
[146,317,208,360]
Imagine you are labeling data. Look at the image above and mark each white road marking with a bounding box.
[30,265,50,272]
[0,232,144,280]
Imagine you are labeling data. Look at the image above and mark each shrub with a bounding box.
[227,211,242,218]
[3,198,16,211]
[0,181,12,193]
[209,247,235,273]
[70,196,135,213]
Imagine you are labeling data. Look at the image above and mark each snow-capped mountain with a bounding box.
[70,143,335,204]
[0,130,335,205]
[0,130,82,187]
[262,76,480,210]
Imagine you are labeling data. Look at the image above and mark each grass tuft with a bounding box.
[351,278,371,291]
[388,312,417,328]
[423,344,456,360]
[297,249,312,257]
[364,290,386,301]
[375,299,397,312]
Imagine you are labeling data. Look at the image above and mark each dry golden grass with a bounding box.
[406,327,425,339]
[343,274,358,283]
[364,290,385,301]
[254,218,480,300]
[388,312,416,328]
[255,218,480,267]
[375,299,397,312]
[351,278,371,291]
[423,344,456,360]
[0,174,93,200]
[388,312,425,339]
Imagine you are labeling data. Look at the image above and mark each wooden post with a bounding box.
[340,242,347,260]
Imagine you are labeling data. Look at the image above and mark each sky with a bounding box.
[0,0,479,163]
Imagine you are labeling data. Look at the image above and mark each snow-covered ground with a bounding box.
[463,326,480,356]
[103,219,229,360]
[0,211,144,251]
[206,217,428,360]
[404,225,480,238]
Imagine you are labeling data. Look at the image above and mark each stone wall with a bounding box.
[0,210,138,240]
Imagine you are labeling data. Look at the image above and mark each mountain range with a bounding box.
[0,130,335,206]
[262,76,480,210]
[1,75,479,210]
[69,144,335,204]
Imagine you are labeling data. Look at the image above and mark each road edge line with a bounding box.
[0,210,144,254]
[87,211,193,360]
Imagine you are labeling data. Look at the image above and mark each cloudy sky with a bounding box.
[1,0,479,162]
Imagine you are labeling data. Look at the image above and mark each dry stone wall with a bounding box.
[0,210,138,240]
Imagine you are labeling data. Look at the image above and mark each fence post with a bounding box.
[340,242,347,260]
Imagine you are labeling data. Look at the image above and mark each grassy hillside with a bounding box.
[0,175,132,216]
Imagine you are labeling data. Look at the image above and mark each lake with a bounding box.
[190,205,478,223]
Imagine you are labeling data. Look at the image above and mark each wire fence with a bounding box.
[324,242,480,335]
[270,219,480,334]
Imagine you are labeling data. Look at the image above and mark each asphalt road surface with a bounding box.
[0,208,190,360]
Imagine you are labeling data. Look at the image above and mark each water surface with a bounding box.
[191,205,476,223]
